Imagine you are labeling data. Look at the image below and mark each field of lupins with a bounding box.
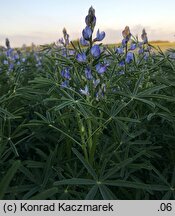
[0,7,175,200]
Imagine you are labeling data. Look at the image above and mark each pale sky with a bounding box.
[0,0,175,47]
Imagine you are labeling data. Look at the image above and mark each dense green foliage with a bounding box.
[0,8,175,200]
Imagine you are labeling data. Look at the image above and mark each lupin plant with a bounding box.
[0,6,175,200]
[68,6,108,164]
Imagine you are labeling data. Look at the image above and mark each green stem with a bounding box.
[76,113,88,162]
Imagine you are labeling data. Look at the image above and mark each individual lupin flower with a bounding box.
[80,37,89,46]
[118,70,125,75]
[93,79,100,88]
[69,49,75,55]
[82,26,92,40]
[141,28,148,44]
[13,53,19,60]
[125,52,134,63]
[3,60,8,65]
[22,58,26,62]
[6,48,13,58]
[91,45,101,58]
[9,63,14,70]
[85,67,93,80]
[138,42,143,48]
[129,43,137,50]
[116,47,124,54]
[144,52,149,60]
[85,6,96,30]
[61,80,69,88]
[96,62,108,74]
[80,85,89,96]
[76,52,87,62]
[138,48,144,54]
[119,60,125,67]
[94,29,105,42]
[61,68,71,80]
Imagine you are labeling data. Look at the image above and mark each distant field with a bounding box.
[106,41,175,52]
[149,41,175,51]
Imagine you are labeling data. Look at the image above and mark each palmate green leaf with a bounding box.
[171,166,175,186]
[19,165,38,184]
[152,166,171,186]
[54,100,75,111]
[72,148,98,180]
[162,191,172,200]
[85,185,98,200]
[116,117,140,123]
[0,107,16,119]
[141,92,175,101]
[0,160,21,199]
[42,151,54,187]
[49,124,82,147]
[22,186,42,200]
[134,97,156,108]
[6,184,35,194]
[98,184,117,200]
[103,180,170,191]
[9,139,19,157]
[137,85,167,97]
[54,178,96,186]
[30,187,58,200]
[101,150,146,181]
[24,160,45,168]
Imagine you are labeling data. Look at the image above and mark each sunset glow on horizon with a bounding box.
[0,0,175,47]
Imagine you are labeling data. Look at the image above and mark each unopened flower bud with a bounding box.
[141,28,148,44]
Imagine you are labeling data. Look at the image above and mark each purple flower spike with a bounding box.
[82,26,92,40]
[91,45,101,58]
[94,29,105,41]
[85,67,93,80]
[125,52,134,63]
[76,52,86,62]
[96,63,108,74]
[80,37,89,46]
